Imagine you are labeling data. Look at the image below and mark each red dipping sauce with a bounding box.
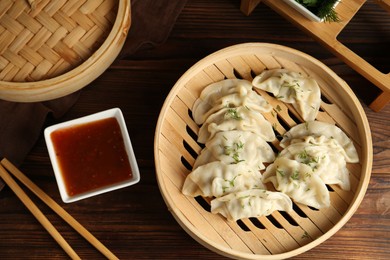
[50,117,132,197]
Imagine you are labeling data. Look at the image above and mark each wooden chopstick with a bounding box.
[0,158,119,260]
[0,163,80,260]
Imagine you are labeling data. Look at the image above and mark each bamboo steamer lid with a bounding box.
[0,0,131,102]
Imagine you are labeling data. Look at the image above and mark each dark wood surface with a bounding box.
[0,0,389,259]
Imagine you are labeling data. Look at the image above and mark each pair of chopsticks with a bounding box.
[0,158,118,260]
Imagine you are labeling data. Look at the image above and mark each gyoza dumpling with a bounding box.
[197,106,276,143]
[252,69,321,121]
[280,121,359,163]
[279,141,350,190]
[211,189,292,221]
[191,148,216,170]
[197,79,253,102]
[193,130,275,170]
[263,157,330,209]
[182,161,265,198]
[192,79,272,125]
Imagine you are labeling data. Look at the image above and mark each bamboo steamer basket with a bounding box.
[0,0,131,102]
[154,43,373,259]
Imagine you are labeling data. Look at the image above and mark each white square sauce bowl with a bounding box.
[44,108,140,203]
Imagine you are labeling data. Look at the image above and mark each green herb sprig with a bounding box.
[295,0,340,22]
[223,141,245,164]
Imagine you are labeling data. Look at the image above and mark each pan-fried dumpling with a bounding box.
[192,79,272,125]
[182,161,265,198]
[279,141,350,190]
[197,106,276,143]
[281,121,359,163]
[263,157,330,209]
[193,130,275,170]
[211,189,293,221]
[252,69,321,121]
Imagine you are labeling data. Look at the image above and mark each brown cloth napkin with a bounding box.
[120,0,188,57]
[0,0,187,191]
[0,93,80,166]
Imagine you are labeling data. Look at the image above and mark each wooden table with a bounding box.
[0,0,389,259]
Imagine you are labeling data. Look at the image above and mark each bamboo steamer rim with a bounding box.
[154,42,373,259]
[0,0,131,102]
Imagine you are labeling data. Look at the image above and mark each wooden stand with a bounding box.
[240,0,390,111]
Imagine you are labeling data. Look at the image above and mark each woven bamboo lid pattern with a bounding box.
[0,0,131,102]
